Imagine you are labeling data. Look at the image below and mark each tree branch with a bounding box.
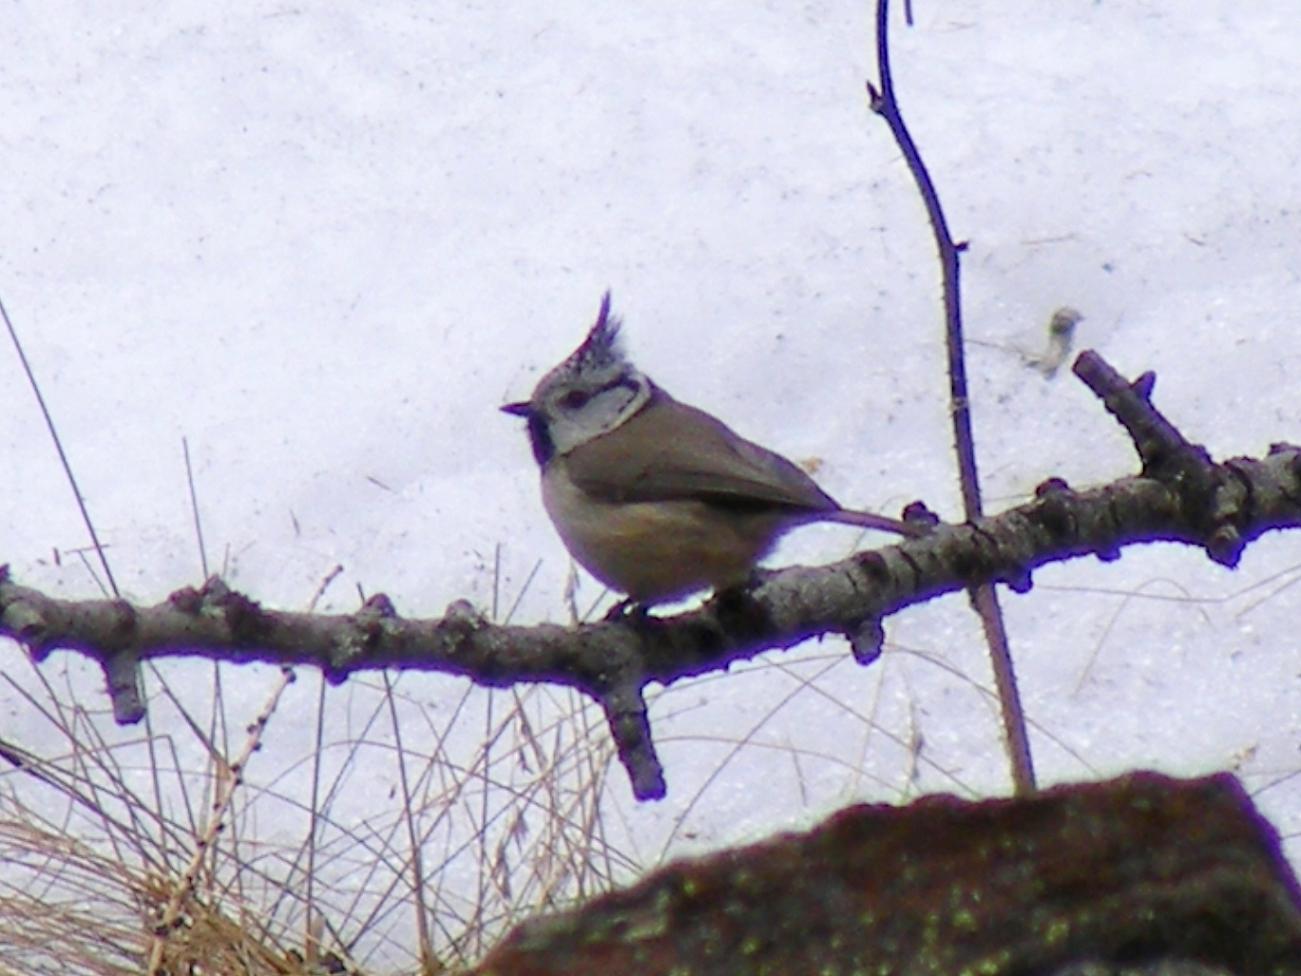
[3,353,1299,799]
[867,0,1034,792]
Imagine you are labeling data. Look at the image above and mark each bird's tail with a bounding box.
[823,507,928,538]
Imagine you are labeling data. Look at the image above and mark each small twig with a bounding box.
[382,668,439,971]
[969,586,1034,790]
[601,683,665,801]
[1072,351,1260,567]
[5,399,1297,800]
[1072,351,1212,480]
[1,291,146,723]
[103,649,146,725]
[303,576,348,967]
[303,667,328,965]
[477,677,497,923]
[867,0,1035,793]
[182,437,210,580]
[0,292,120,597]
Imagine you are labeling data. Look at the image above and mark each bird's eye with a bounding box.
[559,390,591,410]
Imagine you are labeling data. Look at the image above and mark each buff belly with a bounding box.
[540,463,785,602]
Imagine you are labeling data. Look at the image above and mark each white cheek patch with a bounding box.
[545,375,650,456]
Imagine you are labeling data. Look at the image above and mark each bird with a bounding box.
[502,292,916,606]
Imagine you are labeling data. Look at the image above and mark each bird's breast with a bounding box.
[540,460,789,603]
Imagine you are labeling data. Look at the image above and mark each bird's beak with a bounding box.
[500,400,533,418]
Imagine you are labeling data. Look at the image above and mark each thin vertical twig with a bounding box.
[301,670,328,965]
[383,670,439,971]
[1,293,120,597]
[182,437,210,580]
[866,0,1036,794]
[2,291,149,728]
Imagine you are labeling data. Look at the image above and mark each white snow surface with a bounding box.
[1,1,1298,968]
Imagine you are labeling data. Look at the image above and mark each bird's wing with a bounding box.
[562,390,839,513]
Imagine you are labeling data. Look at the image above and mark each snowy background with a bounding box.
[2,1,1298,970]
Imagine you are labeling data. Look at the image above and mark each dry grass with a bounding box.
[0,313,645,973]
[0,597,636,975]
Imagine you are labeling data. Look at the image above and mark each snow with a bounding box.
[1,2,1298,969]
